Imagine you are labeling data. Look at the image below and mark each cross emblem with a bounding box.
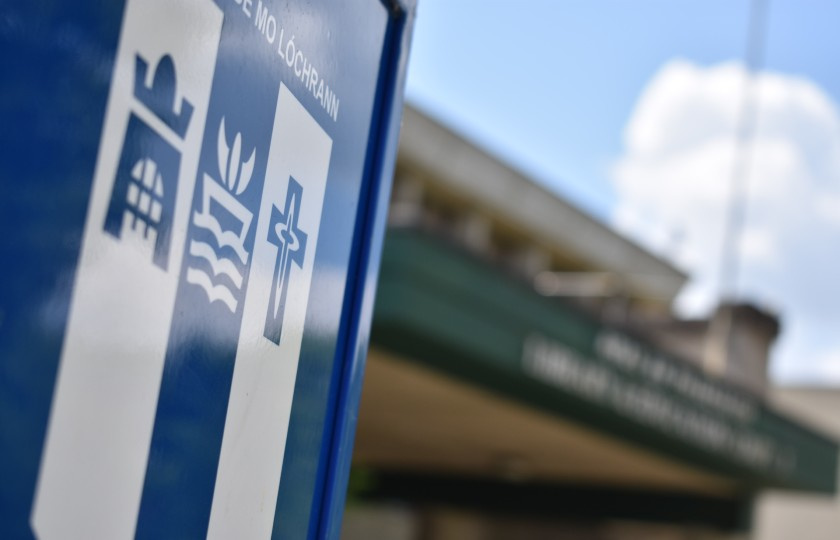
[264,177,307,344]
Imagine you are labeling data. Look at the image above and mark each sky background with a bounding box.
[403,0,840,385]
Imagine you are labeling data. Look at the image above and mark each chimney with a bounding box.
[703,302,780,396]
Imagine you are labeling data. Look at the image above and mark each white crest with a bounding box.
[216,116,255,195]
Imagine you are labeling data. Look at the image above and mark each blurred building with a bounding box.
[341,106,838,540]
[754,387,840,540]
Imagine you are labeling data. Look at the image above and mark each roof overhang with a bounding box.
[397,105,688,303]
[358,228,838,495]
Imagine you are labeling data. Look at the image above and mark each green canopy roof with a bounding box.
[371,228,838,494]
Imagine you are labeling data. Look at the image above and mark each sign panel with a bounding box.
[0,0,415,538]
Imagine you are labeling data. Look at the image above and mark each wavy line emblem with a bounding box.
[186,268,238,312]
[186,118,256,313]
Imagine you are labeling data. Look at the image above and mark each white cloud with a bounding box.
[812,349,840,383]
[739,227,777,265]
[611,59,840,383]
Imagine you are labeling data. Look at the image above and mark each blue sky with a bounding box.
[404,1,840,384]
[407,1,752,217]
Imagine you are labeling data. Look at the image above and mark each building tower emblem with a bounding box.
[102,54,193,270]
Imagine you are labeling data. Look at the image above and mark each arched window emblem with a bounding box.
[102,54,193,271]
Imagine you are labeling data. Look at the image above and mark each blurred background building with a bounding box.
[754,387,840,540]
[340,106,838,540]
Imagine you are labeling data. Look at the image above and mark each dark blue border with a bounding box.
[314,1,417,538]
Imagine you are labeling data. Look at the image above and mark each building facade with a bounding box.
[754,387,840,540]
[342,106,838,540]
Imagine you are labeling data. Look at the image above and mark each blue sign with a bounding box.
[0,0,415,538]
